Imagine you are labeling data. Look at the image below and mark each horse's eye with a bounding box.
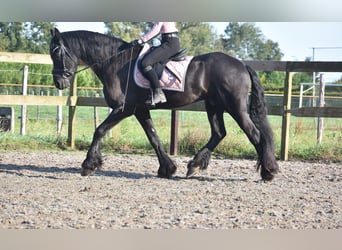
[63,72,72,78]
[51,46,60,55]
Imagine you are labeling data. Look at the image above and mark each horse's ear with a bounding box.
[51,28,61,39]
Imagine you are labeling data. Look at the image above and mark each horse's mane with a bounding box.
[61,30,127,45]
[60,30,129,60]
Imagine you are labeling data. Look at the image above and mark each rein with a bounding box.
[122,46,134,112]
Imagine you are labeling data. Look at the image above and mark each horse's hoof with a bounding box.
[81,168,94,177]
[157,167,176,179]
[186,165,200,178]
[157,172,170,179]
[261,172,275,182]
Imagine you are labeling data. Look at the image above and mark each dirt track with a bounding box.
[0,151,340,229]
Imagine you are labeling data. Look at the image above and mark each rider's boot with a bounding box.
[146,87,167,106]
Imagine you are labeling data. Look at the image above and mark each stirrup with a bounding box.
[154,90,167,104]
[145,89,167,106]
[145,90,156,106]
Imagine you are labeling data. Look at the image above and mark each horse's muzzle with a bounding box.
[54,77,70,90]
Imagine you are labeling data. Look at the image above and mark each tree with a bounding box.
[0,22,56,53]
[177,22,223,56]
[221,22,285,90]
[0,22,27,52]
[0,23,10,51]
[25,22,56,54]
[221,22,283,60]
[104,22,223,56]
[104,22,151,41]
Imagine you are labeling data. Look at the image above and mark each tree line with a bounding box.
[0,22,326,92]
[0,22,286,59]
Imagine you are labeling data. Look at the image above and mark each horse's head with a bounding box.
[50,28,77,90]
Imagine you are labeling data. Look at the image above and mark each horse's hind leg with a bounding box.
[230,110,261,152]
[230,109,277,181]
[186,103,226,178]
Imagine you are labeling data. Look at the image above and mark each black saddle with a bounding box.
[169,48,188,61]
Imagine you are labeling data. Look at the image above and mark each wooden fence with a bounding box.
[1,52,342,160]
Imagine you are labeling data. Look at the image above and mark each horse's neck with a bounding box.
[78,44,119,67]
[69,35,141,84]
[66,34,120,67]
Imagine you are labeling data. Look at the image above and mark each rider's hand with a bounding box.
[131,39,144,47]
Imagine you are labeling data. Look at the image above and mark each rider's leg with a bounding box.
[142,65,167,105]
[140,37,179,105]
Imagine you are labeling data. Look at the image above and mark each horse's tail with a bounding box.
[246,64,279,180]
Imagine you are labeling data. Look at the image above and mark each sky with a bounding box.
[56,22,342,81]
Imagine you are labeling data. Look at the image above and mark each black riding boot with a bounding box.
[143,66,167,105]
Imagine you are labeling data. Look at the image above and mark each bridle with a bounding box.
[51,41,135,79]
[51,43,92,79]
[51,38,137,112]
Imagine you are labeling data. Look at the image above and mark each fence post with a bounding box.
[107,107,113,138]
[94,93,100,129]
[57,89,63,135]
[299,83,303,108]
[20,65,28,135]
[317,74,325,144]
[280,71,293,161]
[68,76,77,149]
[170,110,178,155]
[10,107,15,133]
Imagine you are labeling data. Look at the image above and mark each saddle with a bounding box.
[169,48,188,61]
[134,44,193,92]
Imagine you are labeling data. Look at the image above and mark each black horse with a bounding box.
[50,28,279,181]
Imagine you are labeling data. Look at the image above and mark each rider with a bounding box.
[136,22,180,105]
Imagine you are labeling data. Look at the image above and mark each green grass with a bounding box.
[0,105,341,163]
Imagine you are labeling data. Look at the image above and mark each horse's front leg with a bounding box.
[81,109,131,176]
[135,108,177,178]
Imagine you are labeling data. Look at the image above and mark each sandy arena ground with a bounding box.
[0,151,340,229]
